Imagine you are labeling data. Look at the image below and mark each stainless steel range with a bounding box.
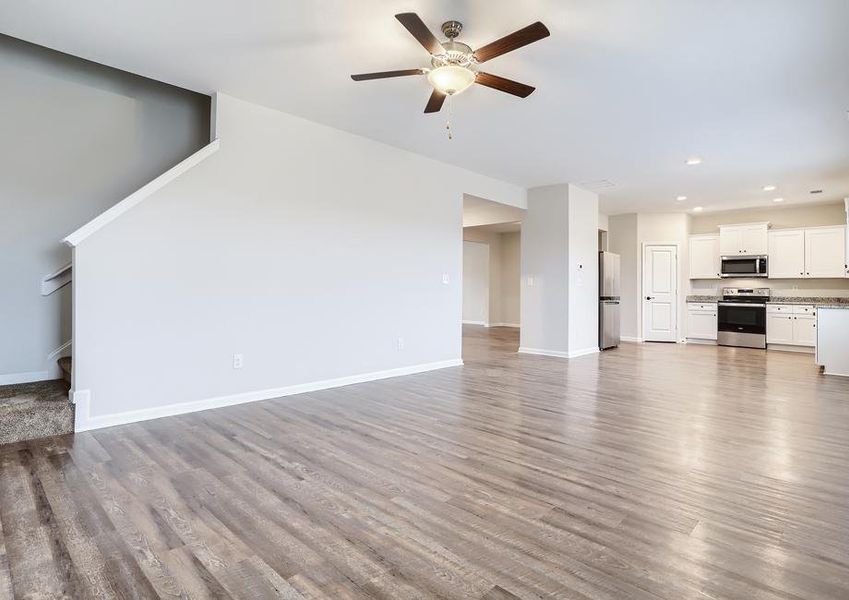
[717,288,770,349]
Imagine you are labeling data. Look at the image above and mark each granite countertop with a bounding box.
[769,297,849,307]
[686,295,719,303]
[686,295,849,308]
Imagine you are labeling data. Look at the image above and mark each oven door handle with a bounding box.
[719,302,766,308]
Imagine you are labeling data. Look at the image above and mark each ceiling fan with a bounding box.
[351,13,550,114]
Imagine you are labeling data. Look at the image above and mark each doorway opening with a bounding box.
[461,195,525,354]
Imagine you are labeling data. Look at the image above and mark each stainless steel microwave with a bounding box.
[720,255,768,278]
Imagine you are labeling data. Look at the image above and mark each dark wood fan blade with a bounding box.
[395,13,444,55]
[474,22,550,63]
[475,72,535,98]
[351,69,424,81]
[424,90,446,113]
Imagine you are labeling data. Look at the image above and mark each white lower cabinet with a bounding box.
[767,313,794,344]
[767,305,816,347]
[687,303,717,340]
[794,316,817,346]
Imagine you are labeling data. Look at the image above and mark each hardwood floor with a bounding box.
[3,326,849,599]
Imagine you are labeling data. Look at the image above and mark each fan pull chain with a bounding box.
[446,95,454,140]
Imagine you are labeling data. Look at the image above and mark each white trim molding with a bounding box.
[567,347,600,359]
[41,263,72,296]
[63,139,221,247]
[0,371,50,385]
[620,336,644,343]
[518,347,570,358]
[519,346,600,359]
[490,322,520,328]
[462,320,489,327]
[74,358,463,432]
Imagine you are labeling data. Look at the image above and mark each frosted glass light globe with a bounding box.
[427,65,475,96]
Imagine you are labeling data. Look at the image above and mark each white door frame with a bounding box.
[640,242,681,342]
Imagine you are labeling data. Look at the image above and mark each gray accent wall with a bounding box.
[0,34,210,381]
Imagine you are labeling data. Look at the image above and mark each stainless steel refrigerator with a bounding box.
[599,251,621,350]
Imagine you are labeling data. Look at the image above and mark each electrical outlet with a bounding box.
[442,273,450,285]
[396,337,405,351]
[233,353,243,369]
[527,276,535,287]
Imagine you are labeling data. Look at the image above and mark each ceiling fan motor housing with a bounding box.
[441,20,463,39]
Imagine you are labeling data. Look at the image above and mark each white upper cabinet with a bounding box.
[719,223,768,256]
[719,227,742,255]
[768,229,805,278]
[688,235,720,279]
[741,224,769,255]
[768,226,845,279]
[804,226,846,278]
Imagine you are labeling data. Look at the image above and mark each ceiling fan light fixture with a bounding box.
[427,65,476,96]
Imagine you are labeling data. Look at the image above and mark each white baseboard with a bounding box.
[74,358,463,433]
[767,344,815,354]
[0,370,50,385]
[620,336,644,343]
[685,338,717,345]
[490,323,520,328]
[568,347,600,359]
[519,347,600,359]
[462,320,489,327]
[519,347,570,358]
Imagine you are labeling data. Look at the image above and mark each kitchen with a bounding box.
[686,198,849,376]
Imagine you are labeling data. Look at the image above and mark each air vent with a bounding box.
[810,189,823,194]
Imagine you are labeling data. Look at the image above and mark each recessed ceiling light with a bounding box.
[773,197,784,203]
[762,185,777,192]
[693,206,704,212]
[686,157,703,166]
[676,195,688,201]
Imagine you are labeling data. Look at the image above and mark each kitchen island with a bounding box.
[817,306,849,377]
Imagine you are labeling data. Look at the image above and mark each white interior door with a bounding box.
[462,241,489,325]
[642,245,678,342]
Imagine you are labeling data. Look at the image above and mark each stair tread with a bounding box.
[58,356,72,371]
[0,380,73,445]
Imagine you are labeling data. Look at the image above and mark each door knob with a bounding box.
[646,296,654,300]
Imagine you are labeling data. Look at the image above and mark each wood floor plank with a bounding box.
[3,326,849,598]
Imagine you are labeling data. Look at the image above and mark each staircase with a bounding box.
[0,358,74,445]
[58,356,72,384]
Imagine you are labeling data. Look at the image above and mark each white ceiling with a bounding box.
[4,0,848,215]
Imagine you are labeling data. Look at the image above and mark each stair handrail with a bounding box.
[41,262,72,296]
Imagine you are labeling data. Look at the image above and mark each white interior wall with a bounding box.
[498,232,521,326]
[567,185,600,354]
[520,186,570,354]
[520,184,599,356]
[462,241,490,325]
[0,34,209,383]
[71,93,523,428]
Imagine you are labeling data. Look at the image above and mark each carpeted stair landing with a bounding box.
[0,379,74,445]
